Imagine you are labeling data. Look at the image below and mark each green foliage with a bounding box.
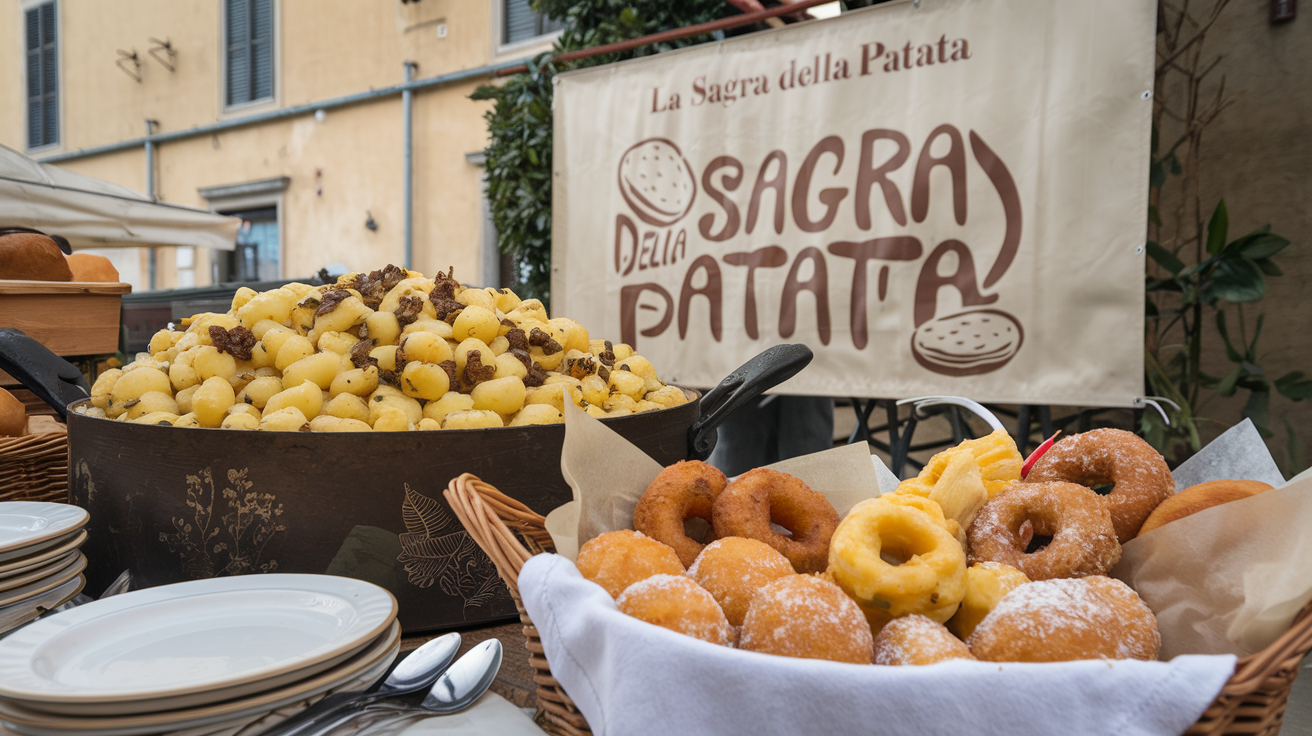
[471,0,734,305]
[1144,194,1304,458]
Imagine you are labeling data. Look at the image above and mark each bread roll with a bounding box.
[0,388,27,437]
[0,233,73,281]
[66,253,120,282]
[1137,480,1273,536]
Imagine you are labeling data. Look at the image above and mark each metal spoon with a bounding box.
[317,639,504,735]
[263,632,463,736]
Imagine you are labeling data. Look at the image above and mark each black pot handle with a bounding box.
[0,328,90,419]
[686,343,814,460]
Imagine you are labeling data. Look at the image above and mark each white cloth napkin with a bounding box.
[520,554,1237,736]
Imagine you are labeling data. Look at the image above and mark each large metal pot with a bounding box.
[0,329,811,632]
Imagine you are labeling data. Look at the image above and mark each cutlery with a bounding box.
[263,632,462,736]
[312,639,503,735]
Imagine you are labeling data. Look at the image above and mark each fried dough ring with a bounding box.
[712,468,839,573]
[1024,428,1173,543]
[632,460,728,567]
[967,481,1121,580]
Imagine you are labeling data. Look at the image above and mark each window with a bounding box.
[176,247,196,288]
[502,0,563,45]
[225,0,274,107]
[24,1,58,149]
[222,206,279,282]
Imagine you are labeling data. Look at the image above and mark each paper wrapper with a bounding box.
[1114,419,1308,659]
[545,402,896,562]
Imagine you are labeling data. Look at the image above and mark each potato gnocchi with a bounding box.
[80,265,688,431]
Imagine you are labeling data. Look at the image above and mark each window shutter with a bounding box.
[251,0,273,101]
[226,0,272,106]
[225,0,250,105]
[25,2,57,148]
[503,0,536,44]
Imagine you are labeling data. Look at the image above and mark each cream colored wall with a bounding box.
[0,0,503,291]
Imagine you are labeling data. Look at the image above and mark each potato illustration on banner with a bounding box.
[618,137,697,227]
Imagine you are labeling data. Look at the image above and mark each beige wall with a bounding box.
[1189,5,1312,471]
[0,0,540,290]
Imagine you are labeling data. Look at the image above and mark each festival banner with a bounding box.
[552,0,1155,405]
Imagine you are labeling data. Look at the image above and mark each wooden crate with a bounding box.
[0,280,130,388]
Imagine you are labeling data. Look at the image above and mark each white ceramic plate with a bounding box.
[0,621,400,736]
[0,576,85,637]
[0,574,397,713]
[0,551,80,594]
[0,503,89,561]
[0,531,86,577]
[0,554,85,608]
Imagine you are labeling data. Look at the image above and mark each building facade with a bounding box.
[0,0,561,291]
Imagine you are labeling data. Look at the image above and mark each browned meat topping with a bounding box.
[428,268,463,320]
[347,264,407,309]
[349,338,377,370]
[315,289,352,318]
[209,325,256,360]
[462,350,496,389]
[505,327,529,353]
[438,360,458,387]
[598,340,615,367]
[394,294,424,326]
[529,328,562,355]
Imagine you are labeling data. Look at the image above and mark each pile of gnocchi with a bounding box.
[78,265,688,431]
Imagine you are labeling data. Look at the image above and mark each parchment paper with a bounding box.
[1114,419,1304,659]
[546,402,889,562]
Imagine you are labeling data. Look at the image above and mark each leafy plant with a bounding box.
[1143,0,1307,468]
[471,1,749,305]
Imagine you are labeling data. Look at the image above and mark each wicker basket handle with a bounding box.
[444,473,555,599]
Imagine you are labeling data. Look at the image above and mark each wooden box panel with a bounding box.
[0,280,130,362]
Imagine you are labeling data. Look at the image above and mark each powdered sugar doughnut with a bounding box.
[967,577,1160,662]
[874,614,976,665]
[576,529,684,598]
[739,575,874,664]
[968,481,1121,580]
[617,574,732,645]
[1024,428,1173,543]
[688,537,794,626]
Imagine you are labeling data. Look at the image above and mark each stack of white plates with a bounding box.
[0,501,90,636]
[0,575,399,736]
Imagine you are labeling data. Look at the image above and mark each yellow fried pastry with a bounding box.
[827,495,967,633]
[945,562,1030,640]
[898,429,1023,500]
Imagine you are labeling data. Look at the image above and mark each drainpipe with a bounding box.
[402,61,417,271]
[144,119,158,290]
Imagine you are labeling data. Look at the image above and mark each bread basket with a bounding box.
[0,429,69,504]
[445,473,1312,736]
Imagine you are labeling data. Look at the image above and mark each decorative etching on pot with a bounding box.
[159,468,285,579]
[396,484,501,618]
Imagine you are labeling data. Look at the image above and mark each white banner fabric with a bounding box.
[552,0,1155,406]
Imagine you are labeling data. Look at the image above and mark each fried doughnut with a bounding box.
[1137,480,1273,536]
[688,537,794,626]
[874,614,976,665]
[1024,428,1173,543]
[968,577,1160,662]
[827,495,967,632]
[576,530,684,598]
[633,460,729,567]
[946,562,1030,640]
[617,573,732,645]
[968,481,1121,580]
[738,574,873,664]
[711,468,839,573]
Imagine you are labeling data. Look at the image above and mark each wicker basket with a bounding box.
[0,431,69,504]
[445,473,1312,736]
